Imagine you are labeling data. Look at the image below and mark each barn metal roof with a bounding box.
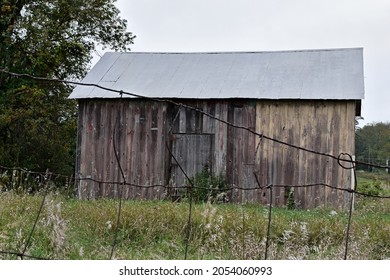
[69,48,364,100]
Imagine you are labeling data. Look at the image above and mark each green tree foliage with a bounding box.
[0,0,135,174]
[356,122,390,170]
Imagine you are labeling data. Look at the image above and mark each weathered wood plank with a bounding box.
[76,99,357,209]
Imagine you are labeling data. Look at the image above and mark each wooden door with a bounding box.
[170,134,214,191]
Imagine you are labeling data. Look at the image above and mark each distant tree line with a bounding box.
[356,122,390,171]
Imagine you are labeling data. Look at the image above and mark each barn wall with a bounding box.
[76,99,169,199]
[255,100,356,209]
[76,98,356,208]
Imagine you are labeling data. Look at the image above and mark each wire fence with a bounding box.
[0,68,390,260]
[1,154,389,260]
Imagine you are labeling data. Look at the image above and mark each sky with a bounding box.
[107,0,390,127]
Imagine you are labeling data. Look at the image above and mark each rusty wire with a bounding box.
[0,157,389,260]
[0,69,390,260]
[0,68,388,170]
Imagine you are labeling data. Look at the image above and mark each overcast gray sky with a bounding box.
[110,0,390,127]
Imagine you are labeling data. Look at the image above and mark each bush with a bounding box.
[186,166,227,203]
[358,177,383,196]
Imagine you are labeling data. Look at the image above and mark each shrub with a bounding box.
[186,166,227,203]
[358,177,383,196]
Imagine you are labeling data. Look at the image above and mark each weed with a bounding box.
[358,177,384,196]
[198,202,225,258]
[43,196,68,255]
[186,166,227,203]
[1,181,389,260]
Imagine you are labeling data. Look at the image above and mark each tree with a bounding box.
[0,0,135,174]
[356,122,390,171]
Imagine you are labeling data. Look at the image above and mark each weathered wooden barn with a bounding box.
[69,48,364,208]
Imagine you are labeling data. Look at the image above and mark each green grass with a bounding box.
[1,183,389,260]
[356,170,390,190]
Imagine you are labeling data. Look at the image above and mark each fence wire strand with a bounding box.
[343,153,357,260]
[110,111,126,260]
[0,68,388,171]
[1,154,389,260]
[0,69,389,260]
[20,170,51,260]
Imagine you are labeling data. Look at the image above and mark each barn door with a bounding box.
[170,134,214,192]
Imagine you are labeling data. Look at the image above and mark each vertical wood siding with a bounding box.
[255,100,356,209]
[77,99,169,200]
[170,133,214,190]
[76,99,356,208]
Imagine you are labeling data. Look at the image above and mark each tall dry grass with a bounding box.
[0,189,389,260]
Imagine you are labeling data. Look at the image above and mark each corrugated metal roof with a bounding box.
[69,48,364,100]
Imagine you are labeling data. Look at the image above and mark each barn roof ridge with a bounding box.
[70,48,365,101]
[102,47,363,55]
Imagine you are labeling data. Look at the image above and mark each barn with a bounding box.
[69,48,364,209]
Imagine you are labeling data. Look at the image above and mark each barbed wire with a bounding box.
[165,140,195,259]
[109,109,126,260]
[1,158,389,261]
[0,68,389,170]
[0,250,49,260]
[1,165,390,199]
[1,68,390,260]
[343,153,356,260]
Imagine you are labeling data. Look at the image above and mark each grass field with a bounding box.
[0,172,389,260]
